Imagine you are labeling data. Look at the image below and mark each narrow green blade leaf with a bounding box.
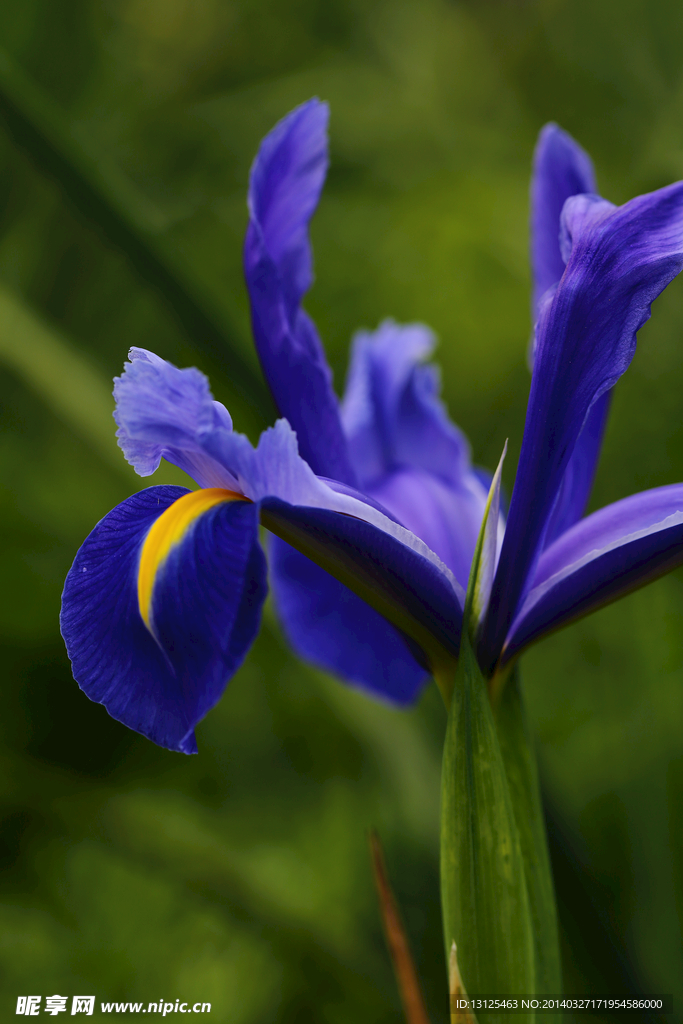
[494,671,562,1015]
[441,442,535,1021]
[463,442,506,640]
[440,633,536,1023]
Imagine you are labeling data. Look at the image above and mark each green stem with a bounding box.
[493,669,562,1017]
[440,635,536,1024]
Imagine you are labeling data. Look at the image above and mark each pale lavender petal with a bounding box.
[113,348,240,489]
[341,320,471,486]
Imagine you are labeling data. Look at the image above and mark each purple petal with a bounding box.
[269,537,427,705]
[244,99,356,484]
[529,128,607,541]
[531,123,596,313]
[206,418,465,603]
[483,179,683,671]
[60,487,267,753]
[114,348,240,489]
[367,467,489,592]
[542,388,612,548]
[260,498,463,676]
[504,484,683,660]
[114,349,466,621]
[340,320,490,589]
[341,320,472,486]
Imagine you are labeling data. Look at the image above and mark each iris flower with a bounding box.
[61,100,683,753]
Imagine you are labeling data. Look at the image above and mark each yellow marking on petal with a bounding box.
[138,488,250,629]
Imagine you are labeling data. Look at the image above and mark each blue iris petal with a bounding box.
[530,123,596,315]
[340,319,491,588]
[244,99,356,485]
[505,484,683,660]
[114,348,239,489]
[483,178,683,672]
[529,124,610,548]
[60,486,267,753]
[268,536,427,704]
[261,497,462,675]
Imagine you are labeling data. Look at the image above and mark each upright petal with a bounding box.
[504,485,683,660]
[269,537,427,704]
[60,486,267,753]
[482,180,683,672]
[531,123,596,313]
[340,320,490,588]
[530,128,607,543]
[368,467,489,592]
[244,99,356,484]
[341,320,472,486]
[541,388,611,547]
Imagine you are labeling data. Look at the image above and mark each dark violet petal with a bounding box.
[341,320,472,487]
[244,100,356,484]
[260,497,462,676]
[483,180,683,672]
[60,486,267,753]
[531,124,596,313]
[269,536,427,705]
[504,484,683,660]
[542,388,612,548]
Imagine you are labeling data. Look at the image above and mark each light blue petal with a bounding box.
[114,347,240,488]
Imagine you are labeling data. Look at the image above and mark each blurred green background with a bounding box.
[0,0,682,1020]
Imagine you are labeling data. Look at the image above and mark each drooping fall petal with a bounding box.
[61,486,266,753]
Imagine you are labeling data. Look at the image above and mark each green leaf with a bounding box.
[440,443,536,1021]
[468,441,506,639]
[440,632,536,1023]
[493,671,562,1014]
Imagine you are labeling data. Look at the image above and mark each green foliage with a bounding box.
[494,675,562,1010]
[0,0,682,1020]
[441,633,535,1021]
